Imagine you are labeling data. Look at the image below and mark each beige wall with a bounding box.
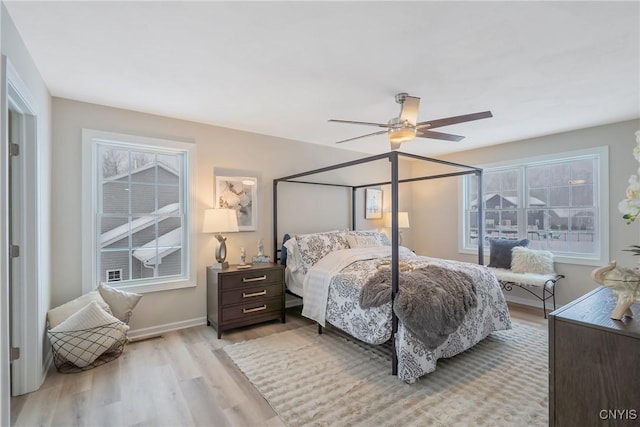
[410,119,640,306]
[51,98,413,335]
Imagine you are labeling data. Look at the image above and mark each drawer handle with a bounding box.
[243,290,267,298]
[242,275,267,283]
[243,305,267,314]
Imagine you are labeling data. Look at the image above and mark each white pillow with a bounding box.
[511,246,555,275]
[49,301,129,368]
[347,230,390,246]
[47,290,113,329]
[97,283,142,323]
[283,238,303,272]
[346,234,382,248]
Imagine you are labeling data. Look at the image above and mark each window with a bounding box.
[82,130,196,293]
[462,147,609,265]
[106,269,123,283]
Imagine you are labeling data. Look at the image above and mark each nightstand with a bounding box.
[207,263,285,338]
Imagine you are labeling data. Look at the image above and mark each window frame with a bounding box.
[82,129,197,294]
[459,146,609,266]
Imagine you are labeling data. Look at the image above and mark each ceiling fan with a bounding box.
[329,93,493,150]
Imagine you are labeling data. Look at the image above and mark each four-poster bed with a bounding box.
[272,151,511,382]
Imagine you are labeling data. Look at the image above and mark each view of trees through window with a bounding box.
[465,155,599,257]
[98,145,185,285]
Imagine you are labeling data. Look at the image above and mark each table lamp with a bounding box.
[203,208,239,269]
[385,211,410,245]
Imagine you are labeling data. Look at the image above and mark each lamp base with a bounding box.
[210,261,229,270]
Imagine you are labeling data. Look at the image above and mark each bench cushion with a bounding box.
[490,267,558,290]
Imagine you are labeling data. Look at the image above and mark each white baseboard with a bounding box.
[128,317,208,341]
[504,292,553,309]
[504,294,561,311]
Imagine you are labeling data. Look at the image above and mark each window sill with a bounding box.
[108,278,196,294]
[459,247,607,267]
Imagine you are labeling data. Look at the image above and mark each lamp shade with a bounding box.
[203,208,239,233]
[385,212,410,229]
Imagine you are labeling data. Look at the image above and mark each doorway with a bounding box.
[4,57,43,400]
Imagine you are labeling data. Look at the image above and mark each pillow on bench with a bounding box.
[510,246,555,275]
[488,238,529,269]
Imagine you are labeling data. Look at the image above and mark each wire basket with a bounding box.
[48,322,129,373]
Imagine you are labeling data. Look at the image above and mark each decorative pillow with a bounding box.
[347,230,390,246]
[346,234,382,248]
[280,234,291,266]
[283,237,303,272]
[49,301,129,368]
[295,231,349,274]
[47,290,113,329]
[488,238,529,269]
[97,283,142,324]
[511,246,555,275]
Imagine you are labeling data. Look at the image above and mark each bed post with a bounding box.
[476,170,484,265]
[273,180,278,262]
[351,187,356,230]
[390,151,399,376]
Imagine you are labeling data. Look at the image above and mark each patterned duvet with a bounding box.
[321,251,512,383]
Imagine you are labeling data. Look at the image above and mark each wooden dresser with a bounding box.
[549,286,640,426]
[207,263,285,338]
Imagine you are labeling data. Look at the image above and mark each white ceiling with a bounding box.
[4,1,639,156]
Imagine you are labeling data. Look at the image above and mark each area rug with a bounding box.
[224,322,548,427]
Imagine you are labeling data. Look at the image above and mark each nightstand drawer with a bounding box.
[221,297,283,322]
[221,282,283,305]
[219,268,284,290]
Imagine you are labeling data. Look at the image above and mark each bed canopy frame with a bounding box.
[273,150,484,375]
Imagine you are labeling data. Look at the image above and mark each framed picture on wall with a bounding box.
[365,188,383,219]
[215,175,258,231]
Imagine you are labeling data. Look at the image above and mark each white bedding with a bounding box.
[302,246,415,326]
[285,266,305,297]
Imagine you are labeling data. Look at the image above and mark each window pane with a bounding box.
[571,159,594,184]
[549,187,570,207]
[100,216,130,249]
[129,151,155,183]
[102,182,130,214]
[100,250,130,282]
[101,147,129,180]
[549,163,571,186]
[158,184,180,208]
[131,183,157,214]
[571,184,594,207]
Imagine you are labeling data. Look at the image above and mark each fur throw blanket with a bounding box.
[360,265,477,349]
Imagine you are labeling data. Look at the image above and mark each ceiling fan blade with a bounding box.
[417,111,493,130]
[399,95,420,126]
[416,130,465,142]
[329,119,389,128]
[335,130,389,144]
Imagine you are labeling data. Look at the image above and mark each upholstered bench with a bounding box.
[487,238,564,318]
[489,267,564,318]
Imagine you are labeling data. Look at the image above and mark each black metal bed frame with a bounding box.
[272,150,484,375]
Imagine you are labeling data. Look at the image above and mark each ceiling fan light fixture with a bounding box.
[389,127,416,144]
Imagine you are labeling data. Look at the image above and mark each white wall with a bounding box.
[0,0,52,412]
[411,119,640,306]
[52,98,413,336]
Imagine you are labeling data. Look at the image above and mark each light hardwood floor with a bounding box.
[11,303,546,427]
